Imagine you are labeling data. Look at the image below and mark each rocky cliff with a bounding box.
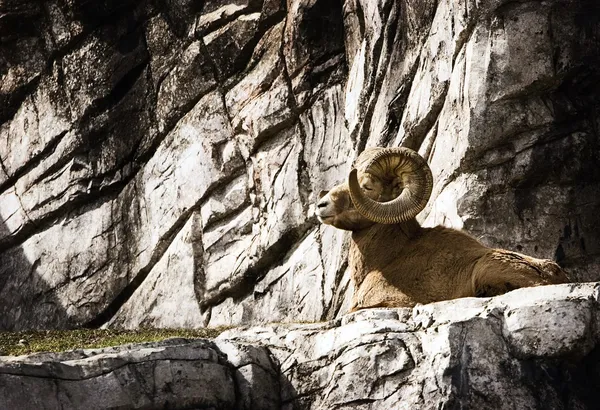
[1,0,599,330]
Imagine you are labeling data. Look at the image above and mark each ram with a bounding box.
[316,147,569,312]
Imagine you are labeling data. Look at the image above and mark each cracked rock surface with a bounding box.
[1,0,600,329]
[2,283,599,409]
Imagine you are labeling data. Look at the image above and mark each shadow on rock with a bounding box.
[0,217,69,331]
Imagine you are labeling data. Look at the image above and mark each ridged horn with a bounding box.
[348,147,433,224]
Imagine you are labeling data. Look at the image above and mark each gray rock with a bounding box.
[0,339,240,410]
[106,212,205,329]
[221,282,600,409]
[2,283,599,409]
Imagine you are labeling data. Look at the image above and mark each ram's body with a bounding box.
[316,147,569,312]
[348,219,566,310]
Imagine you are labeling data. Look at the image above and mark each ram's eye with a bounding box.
[362,185,373,191]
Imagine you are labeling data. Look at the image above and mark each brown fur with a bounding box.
[316,180,570,312]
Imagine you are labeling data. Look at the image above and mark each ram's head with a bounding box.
[316,147,434,231]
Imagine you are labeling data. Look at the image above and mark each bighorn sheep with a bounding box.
[316,147,569,311]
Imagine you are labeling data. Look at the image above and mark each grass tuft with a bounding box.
[0,327,229,357]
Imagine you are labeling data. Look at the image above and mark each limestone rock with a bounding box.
[106,212,205,329]
[221,282,600,409]
[2,283,599,409]
[0,338,279,410]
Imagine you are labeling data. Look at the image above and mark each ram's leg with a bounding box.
[472,250,569,297]
[350,271,416,311]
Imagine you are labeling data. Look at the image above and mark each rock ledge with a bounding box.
[1,282,599,409]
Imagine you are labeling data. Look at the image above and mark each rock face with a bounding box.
[2,283,600,409]
[0,338,281,410]
[0,1,599,329]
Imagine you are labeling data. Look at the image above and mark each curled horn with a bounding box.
[348,147,433,224]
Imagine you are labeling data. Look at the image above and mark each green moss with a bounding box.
[0,328,229,357]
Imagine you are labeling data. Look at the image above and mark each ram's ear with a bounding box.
[318,190,329,200]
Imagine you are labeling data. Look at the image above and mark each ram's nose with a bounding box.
[315,195,333,220]
[315,197,328,215]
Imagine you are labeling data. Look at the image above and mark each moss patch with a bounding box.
[0,328,228,357]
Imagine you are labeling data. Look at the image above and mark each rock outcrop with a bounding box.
[1,283,599,409]
[1,0,599,329]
